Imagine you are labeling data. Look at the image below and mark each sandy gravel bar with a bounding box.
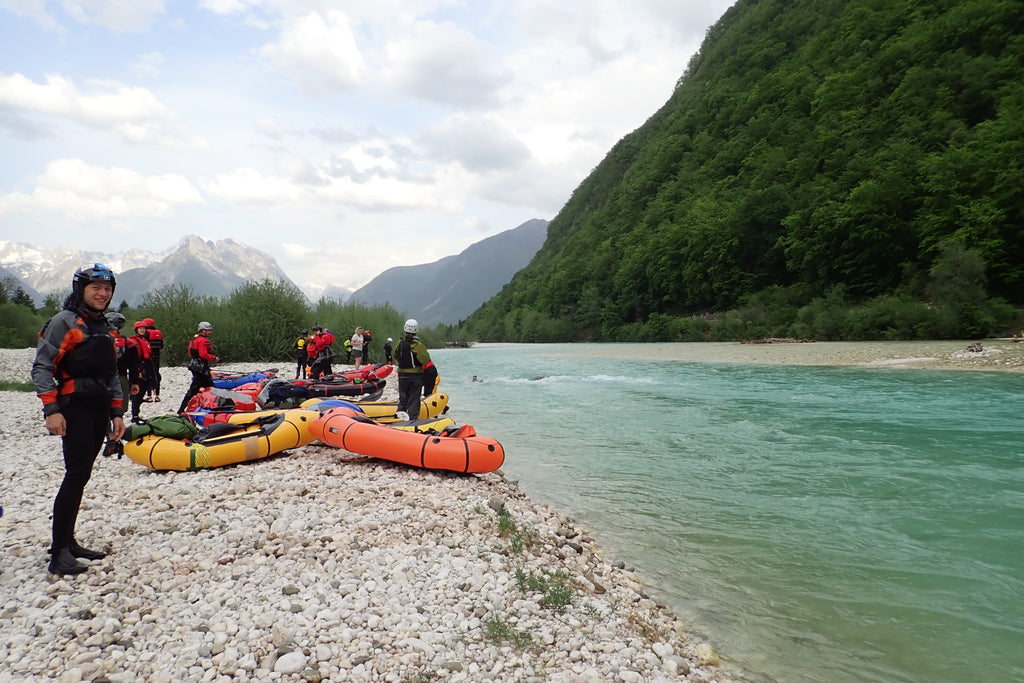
[0,347,731,683]
[510,339,1024,372]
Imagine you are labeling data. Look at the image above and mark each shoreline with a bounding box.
[0,348,730,682]
[2,339,1020,682]
[469,339,1024,372]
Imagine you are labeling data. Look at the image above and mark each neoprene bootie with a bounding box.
[48,547,87,575]
[69,540,107,560]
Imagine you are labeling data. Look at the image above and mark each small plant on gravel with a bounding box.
[0,380,33,392]
[403,669,440,683]
[497,506,516,535]
[482,613,535,649]
[626,608,673,643]
[494,507,537,555]
[515,568,577,613]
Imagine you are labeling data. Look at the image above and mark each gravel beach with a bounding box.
[1,347,730,683]
[2,339,1020,682]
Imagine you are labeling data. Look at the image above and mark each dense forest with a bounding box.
[460,0,1024,342]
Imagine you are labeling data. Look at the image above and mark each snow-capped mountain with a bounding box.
[0,236,300,306]
[0,241,171,301]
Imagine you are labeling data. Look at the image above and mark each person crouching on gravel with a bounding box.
[177,321,219,414]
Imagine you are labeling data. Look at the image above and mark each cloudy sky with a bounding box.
[0,0,734,296]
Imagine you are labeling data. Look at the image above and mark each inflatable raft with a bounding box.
[123,410,318,471]
[212,369,278,389]
[306,376,387,398]
[310,407,504,474]
[301,392,450,422]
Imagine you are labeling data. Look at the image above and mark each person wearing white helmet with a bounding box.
[177,321,220,414]
[395,319,432,417]
[383,337,393,365]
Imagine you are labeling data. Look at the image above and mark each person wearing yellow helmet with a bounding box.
[294,329,310,379]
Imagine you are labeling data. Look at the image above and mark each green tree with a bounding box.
[927,239,991,337]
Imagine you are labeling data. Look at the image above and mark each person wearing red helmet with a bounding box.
[177,321,219,414]
[31,263,125,575]
[128,320,153,423]
[140,317,163,402]
[362,328,373,363]
[106,311,142,410]
[307,325,335,380]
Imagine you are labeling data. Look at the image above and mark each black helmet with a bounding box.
[302,329,309,335]
[73,263,116,297]
[105,311,126,330]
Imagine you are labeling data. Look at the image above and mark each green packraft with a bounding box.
[124,414,200,441]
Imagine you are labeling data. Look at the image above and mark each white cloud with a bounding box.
[254,116,287,139]
[0,158,203,223]
[259,10,365,92]
[419,115,532,173]
[201,161,444,214]
[198,0,255,13]
[130,51,166,79]
[0,0,62,32]
[201,167,304,205]
[60,0,168,32]
[0,73,208,147]
[381,19,510,107]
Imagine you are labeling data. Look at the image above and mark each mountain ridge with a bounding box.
[1,220,548,322]
[348,218,549,326]
[0,236,297,306]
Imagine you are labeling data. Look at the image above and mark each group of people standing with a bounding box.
[106,313,164,423]
[293,325,336,379]
[290,319,437,419]
[31,261,444,577]
[294,325,396,379]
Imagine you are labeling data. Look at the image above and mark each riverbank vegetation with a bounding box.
[0,279,443,364]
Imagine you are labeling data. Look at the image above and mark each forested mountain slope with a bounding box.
[463,0,1023,342]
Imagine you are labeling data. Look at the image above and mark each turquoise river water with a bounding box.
[429,343,1023,683]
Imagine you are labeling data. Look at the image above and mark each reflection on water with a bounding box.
[434,344,1024,683]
